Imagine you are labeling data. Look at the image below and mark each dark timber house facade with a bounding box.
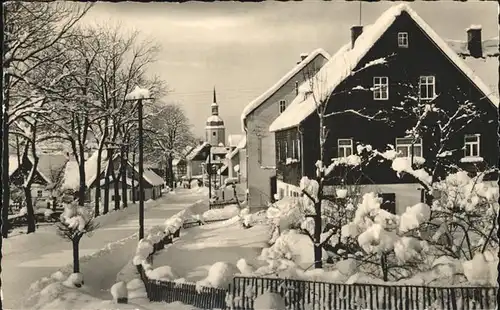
[269,4,498,214]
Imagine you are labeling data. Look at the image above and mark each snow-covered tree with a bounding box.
[144,103,195,187]
[2,1,92,237]
[56,201,98,273]
[299,57,392,268]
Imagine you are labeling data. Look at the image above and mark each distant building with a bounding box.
[205,88,226,146]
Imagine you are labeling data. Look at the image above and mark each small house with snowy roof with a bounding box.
[269,3,498,214]
[241,49,330,208]
[9,153,69,201]
[225,135,247,182]
[186,141,211,179]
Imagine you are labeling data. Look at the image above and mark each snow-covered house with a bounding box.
[269,3,498,214]
[87,155,165,204]
[186,141,211,179]
[205,145,231,185]
[172,158,187,181]
[225,135,247,181]
[241,49,330,208]
[9,154,69,200]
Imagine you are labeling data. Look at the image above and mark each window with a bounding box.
[212,132,216,136]
[37,190,43,198]
[284,140,288,158]
[279,100,286,113]
[338,139,353,158]
[295,81,299,95]
[395,137,423,157]
[291,138,296,159]
[419,76,436,101]
[397,32,409,48]
[373,77,389,100]
[464,134,480,157]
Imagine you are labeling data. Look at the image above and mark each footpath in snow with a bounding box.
[3,188,208,310]
[150,213,270,284]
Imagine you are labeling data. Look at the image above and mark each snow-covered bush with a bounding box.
[146,266,177,281]
[56,202,97,273]
[126,279,147,299]
[196,262,239,290]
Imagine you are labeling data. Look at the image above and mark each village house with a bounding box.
[224,135,247,182]
[241,49,331,208]
[186,141,211,180]
[269,3,499,214]
[9,153,69,203]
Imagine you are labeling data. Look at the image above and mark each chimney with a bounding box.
[466,25,483,58]
[300,53,308,61]
[351,25,364,48]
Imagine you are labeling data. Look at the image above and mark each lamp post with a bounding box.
[124,90,152,241]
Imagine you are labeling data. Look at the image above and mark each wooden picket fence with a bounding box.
[228,276,498,310]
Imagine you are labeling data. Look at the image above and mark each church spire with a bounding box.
[213,87,217,104]
[211,86,219,116]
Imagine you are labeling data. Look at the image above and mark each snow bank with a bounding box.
[110,281,128,300]
[62,273,84,288]
[202,204,240,221]
[253,291,286,310]
[146,266,178,281]
[462,251,498,286]
[127,279,148,299]
[196,262,239,289]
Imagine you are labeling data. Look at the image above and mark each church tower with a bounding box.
[205,87,225,146]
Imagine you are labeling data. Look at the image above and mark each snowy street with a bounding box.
[2,189,208,310]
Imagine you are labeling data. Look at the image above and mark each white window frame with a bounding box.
[419,76,436,101]
[338,138,354,158]
[291,138,296,159]
[373,77,389,100]
[395,137,423,158]
[279,100,286,113]
[398,32,409,48]
[464,134,480,157]
[296,137,301,160]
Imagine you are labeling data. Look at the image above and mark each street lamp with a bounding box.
[125,87,153,240]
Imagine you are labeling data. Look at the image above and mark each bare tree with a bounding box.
[144,103,195,188]
[2,1,92,237]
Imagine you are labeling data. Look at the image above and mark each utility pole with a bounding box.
[208,144,212,200]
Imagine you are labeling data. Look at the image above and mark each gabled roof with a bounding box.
[446,37,499,58]
[8,154,68,184]
[142,168,164,186]
[186,142,209,161]
[270,3,499,132]
[61,150,111,191]
[241,48,331,131]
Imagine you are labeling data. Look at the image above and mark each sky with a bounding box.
[79,1,498,139]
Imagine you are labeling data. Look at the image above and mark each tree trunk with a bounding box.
[94,146,104,217]
[72,237,81,273]
[121,145,127,208]
[23,186,36,234]
[313,115,326,269]
[103,150,112,215]
[168,153,174,188]
[113,170,120,211]
[2,94,10,238]
[77,149,86,207]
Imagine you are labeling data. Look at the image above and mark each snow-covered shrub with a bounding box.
[110,281,128,303]
[236,258,255,275]
[266,197,307,232]
[197,262,239,290]
[127,279,147,300]
[253,291,286,310]
[146,266,177,281]
[462,251,498,286]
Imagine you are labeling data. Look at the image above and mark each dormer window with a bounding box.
[279,100,286,113]
[398,32,409,48]
[419,76,436,101]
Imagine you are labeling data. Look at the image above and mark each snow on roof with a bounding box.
[462,57,499,99]
[446,37,499,58]
[143,168,164,186]
[270,3,500,132]
[225,147,239,160]
[172,158,182,166]
[467,24,482,31]
[228,134,243,148]
[240,48,331,131]
[61,150,110,191]
[9,156,20,177]
[186,142,209,161]
[236,135,247,149]
[211,146,230,154]
[37,154,69,183]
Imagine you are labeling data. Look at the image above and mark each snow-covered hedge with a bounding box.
[196,262,239,290]
[202,204,240,222]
